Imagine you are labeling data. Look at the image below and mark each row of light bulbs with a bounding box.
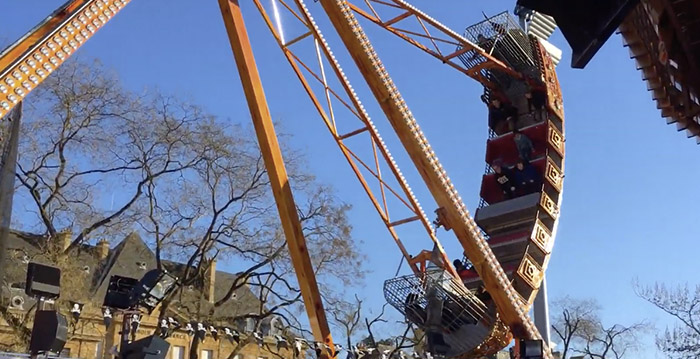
[0,0,131,118]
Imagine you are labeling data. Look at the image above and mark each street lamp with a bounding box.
[69,301,83,323]
[209,326,219,341]
[102,308,113,329]
[224,328,240,343]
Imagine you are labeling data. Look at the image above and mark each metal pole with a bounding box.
[533,277,551,347]
[217,0,334,352]
[119,312,133,357]
[0,103,22,289]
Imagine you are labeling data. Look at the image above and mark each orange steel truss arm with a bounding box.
[0,0,131,119]
[346,0,521,86]
[315,0,544,343]
[250,0,460,279]
[217,0,334,352]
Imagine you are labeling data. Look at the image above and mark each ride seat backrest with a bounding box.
[459,262,518,281]
[485,121,548,166]
[487,229,531,247]
[480,157,546,205]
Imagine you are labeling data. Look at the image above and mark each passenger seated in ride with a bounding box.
[513,128,534,162]
[488,98,518,135]
[525,82,547,121]
[425,288,450,355]
[404,292,427,325]
[453,259,471,279]
[514,160,541,195]
[492,161,517,199]
[475,285,492,307]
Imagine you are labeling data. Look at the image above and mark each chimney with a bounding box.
[57,230,72,252]
[96,239,110,260]
[206,259,216,303]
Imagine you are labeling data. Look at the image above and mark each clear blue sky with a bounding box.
[3,1,699,357]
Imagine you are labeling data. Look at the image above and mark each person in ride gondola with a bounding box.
[453,259,471,280]
[404,292,427,326]
[475,285,492,306]
[425,287,450,355]
[513,128,534,162]
[525,82,548,121]
[514,159,541,195]
[492,160,517,199]
[488,97,518,135]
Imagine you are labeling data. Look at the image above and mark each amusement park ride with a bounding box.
[0,0,697,358]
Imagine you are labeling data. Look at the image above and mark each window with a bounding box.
[171,346,185,359]
[95,340,103,359]
[245,317,255,333]
[201,349,213,359]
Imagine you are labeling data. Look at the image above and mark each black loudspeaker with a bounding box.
[25,262,61,299]
[517,0,641,68]
[29,310,68,354]
[520,339,544,359]
[104,275,139,309]
[122,335,170,359]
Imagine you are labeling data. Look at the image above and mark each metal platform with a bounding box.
[457,11,540,91]
[383,269,498,357]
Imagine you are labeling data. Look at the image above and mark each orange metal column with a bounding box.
[315,0,541,341]
[217,0,334,351]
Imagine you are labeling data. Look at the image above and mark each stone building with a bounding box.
[0,231,294,359]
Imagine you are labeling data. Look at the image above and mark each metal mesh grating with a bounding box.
[383,270,496,356]
[457,12,540,87]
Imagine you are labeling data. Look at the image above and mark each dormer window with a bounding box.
[82,265,90,274]
[137,262,147,270]
[245,317,256,333]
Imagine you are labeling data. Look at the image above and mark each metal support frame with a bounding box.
[217,0,334,351]
[315,0,542,342]
[346,0,521,86]
[533,276,551,347]
[248,0,463,278]
[0,103,22,302]
[0,0,132,119]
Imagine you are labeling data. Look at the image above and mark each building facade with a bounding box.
[0,231,294,359]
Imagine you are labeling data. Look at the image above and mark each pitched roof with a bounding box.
[3,230,261,323]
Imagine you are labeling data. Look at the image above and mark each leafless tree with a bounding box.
[636,282,700,358]
[551,296,600,359]
[551,297,646,359]
[14,60,194,250]
[330,295,364,349]
[8,58,367,358]
[575,322,647,359]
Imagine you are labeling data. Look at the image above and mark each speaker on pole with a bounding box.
[25,262,61,299]
[29,310,68,355]
[121,335,170,359]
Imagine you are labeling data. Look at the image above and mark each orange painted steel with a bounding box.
[217,0,334,353]
[314,0,545,346]
[0,0,565,355]
[0,0,131,118]
[347,0,521,87]
[249,0,461,279]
